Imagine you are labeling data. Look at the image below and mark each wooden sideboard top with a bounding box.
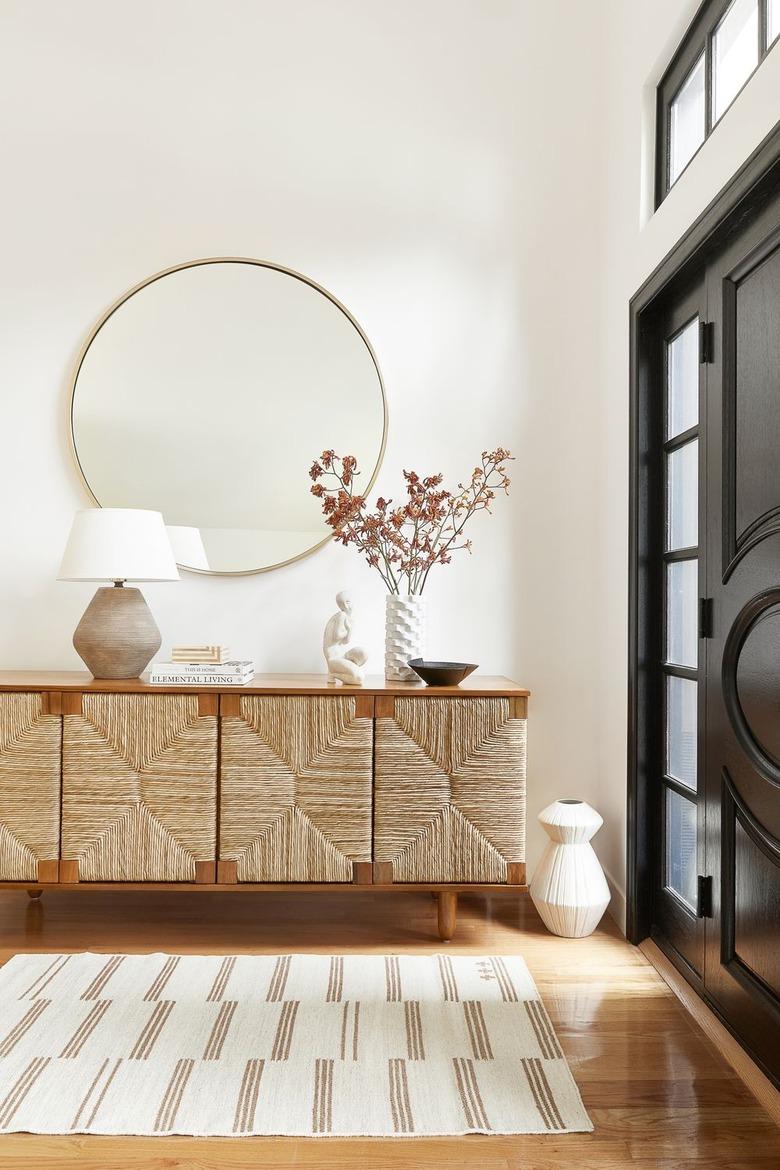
[0,671,530,698]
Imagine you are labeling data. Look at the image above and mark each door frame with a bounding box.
[628,119,780,948]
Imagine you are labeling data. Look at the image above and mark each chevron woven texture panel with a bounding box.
[0,693,61,880]
[62,694,217,881]
[220,695,372,882]
[375,698,526,882]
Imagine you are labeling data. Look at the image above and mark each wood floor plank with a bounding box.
[0,888,776,1168]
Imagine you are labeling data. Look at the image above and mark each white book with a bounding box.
[148,672,255,686]
[151,660,253,678]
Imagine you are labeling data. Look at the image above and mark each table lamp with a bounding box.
[59,509,179,678]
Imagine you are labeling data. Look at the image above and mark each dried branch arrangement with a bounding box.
[309,448,512,595]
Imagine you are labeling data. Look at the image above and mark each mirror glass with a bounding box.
[70,259,386,574]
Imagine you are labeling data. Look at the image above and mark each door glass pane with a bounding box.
[670,53,705,185]
[665,788,697,909]
[713,0,759,122]
[667,439,698,550]
[667,319,699,438]
[667,675,697,790]
[666,559,698,667]
[769,0,780,45]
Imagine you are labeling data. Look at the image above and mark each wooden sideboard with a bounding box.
[0,672,528,939]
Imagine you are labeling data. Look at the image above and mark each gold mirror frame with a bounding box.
[68,257,388,576]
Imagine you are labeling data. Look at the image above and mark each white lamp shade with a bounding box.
[58,509,180,582]
[166,525,210,571]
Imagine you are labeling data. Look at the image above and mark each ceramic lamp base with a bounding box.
[73,585,162,679]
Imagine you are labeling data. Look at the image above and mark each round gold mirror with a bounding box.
[70,258,387,575]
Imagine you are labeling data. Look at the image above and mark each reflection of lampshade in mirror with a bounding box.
[167,525,210,571]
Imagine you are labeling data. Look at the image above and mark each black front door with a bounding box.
[703,203,780,1079]
[633,173,780,1084]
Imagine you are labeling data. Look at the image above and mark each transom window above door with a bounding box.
[657,0,779,203]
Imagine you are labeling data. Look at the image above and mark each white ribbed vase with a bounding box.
[385,594,425,681]
[529,799,610,938]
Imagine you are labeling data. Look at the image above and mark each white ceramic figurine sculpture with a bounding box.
[529,799,610,938]
[323,591,368,686]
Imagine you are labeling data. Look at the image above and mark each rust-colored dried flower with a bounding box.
[309,448,513,594]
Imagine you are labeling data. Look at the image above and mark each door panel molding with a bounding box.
[722,589,780,787]
[723,519,780,582]
[720,771,780,1016]
[721,228,780,575]
[722,768,780,865]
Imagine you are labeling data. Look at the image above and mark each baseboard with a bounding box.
[639,939,780,1124]
[602,867,626,935]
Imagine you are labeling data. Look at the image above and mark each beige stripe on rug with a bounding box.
[0,952,592,1136]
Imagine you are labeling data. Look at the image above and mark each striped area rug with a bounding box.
[0,952,592,1136]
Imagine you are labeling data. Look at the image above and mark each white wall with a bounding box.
[0,0,607,881]
[1,0,777,917]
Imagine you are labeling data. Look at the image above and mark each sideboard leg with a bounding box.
[27,889,43,900]
[437,891,458,941]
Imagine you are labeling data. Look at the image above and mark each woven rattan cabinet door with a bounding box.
[62,693,217,881]
[374,696,526,882]
[0,693,61,881]
[219,695,373,881]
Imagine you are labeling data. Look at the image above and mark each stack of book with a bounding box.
[149,646,254,686]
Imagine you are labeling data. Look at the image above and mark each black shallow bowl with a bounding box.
[407,659,478,687]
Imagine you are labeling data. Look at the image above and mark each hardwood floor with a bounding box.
[0,887,776,1168]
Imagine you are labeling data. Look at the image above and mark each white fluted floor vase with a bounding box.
[529,799,610,938]
[385,594,425,681]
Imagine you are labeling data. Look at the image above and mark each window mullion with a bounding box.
[705,32,714,136]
